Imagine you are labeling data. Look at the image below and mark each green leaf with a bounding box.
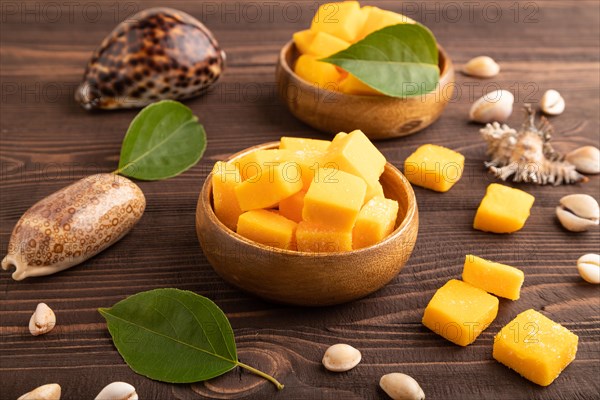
[98,289,283,389]
[116,100,207,180]
[320,24,440,97]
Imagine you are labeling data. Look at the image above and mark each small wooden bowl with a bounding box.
[195,143,419,306]
[276,40,455,140]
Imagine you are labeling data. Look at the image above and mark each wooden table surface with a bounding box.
[1,1,599,399]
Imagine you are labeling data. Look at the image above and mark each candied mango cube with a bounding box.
[279,190,306,223]
[280,137,331,153]
[404,144,464,192]
[287,150,325,191]
[473,184,535,233]
[323,130,386,200]
[463,255,524,300]
[211,161,243,231]
[359,6,416,39]
[303,168,366,230]
[353,196,399,249]
[296,221,352,253]
[294,54,342,90]
[235,149,291,180]
[237,210,297,250]
[311,1,367,43]
[234,165,302,211]
[493,309,578,386]
[338,73,382,96]
[422,279,499,346]
[293,29,350,57]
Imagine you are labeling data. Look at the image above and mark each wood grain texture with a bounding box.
[1,1,599,399]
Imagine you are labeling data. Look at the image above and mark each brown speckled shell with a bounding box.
[1,174,145,280]
[76,7,225,110]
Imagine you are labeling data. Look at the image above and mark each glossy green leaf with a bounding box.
[320,24,440,97]
[99,289,283,389]
[117,100,206,180]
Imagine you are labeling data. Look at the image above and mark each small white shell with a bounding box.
[17,383,61,400]
[322,344,361,372]
[469,90,514,123]
[463,56,500,78]
[566,146,600,174]
[380,373,425,400]
[577,254,600,284]
[95,382,138,400]
[540,89,565,115]
[560,194,600,220]
[29,303,56,336]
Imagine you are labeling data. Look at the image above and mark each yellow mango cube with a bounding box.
[303,168,366,230]
[473,184,535,233]
[292,29,315,54]
[237,210,297,250]
[359,6,416,39]
[234,165,302,211]
[280,137,331,153]
[235,149,291,181]
[463,255,525,300]
[323,129,386,199]
[353,196,399,249]
[493,309,578,386]
[211,161,243,231]
[404,144,465,192]
[293,29,350,57]
[296,221,352,252]
[279,190,306,223]
[287,150,325,191]
[338,73,382,96]
[311,1,367,43]
[422,279,499,346]
[294,54,342,90]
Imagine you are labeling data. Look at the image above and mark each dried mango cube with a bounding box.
[463,255,524,300]
[493,309,578,386]
[235,149,291,180]
[294,54,342,90]
[422,279,499,346]
[473,184,535,233]
[234,165,302,211]
[359,6,416,39]
[302,168,366,230]
[323,129,386,200]
[296,221,352,253]
[404,144,464,192]
[237,210,297,250]
[338,73,382,96]
[280,137,331,153]
[353,196,398,249]
[211,161,243,231]
[311,1,367,43]
[279,190,306,223]
[293,29,350,57]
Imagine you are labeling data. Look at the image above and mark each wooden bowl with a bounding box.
[195,143,419,306]
[276,40,455,140]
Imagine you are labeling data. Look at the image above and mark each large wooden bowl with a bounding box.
[195,143,419,306]
[276,40,455,140]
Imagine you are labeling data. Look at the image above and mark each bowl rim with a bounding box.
[200,141,418,257]
[278,39,453,100]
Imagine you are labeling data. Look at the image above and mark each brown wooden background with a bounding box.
[1,1,599,399]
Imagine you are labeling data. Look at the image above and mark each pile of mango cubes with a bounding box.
[292,1,415,95]
[211,130,399,252]
[422,255,578,386]
[401,143,578,386]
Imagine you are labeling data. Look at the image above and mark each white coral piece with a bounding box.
[480,105,587,185]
